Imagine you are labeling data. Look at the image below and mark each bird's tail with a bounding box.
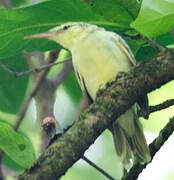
[109,106,151,169]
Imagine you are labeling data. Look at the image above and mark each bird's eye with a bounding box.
[63,25,70,30]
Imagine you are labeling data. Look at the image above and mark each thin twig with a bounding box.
[139,98,174,117]
[122,33,165,52]
[0,59,71,78]
[149,99,174,113]
[82,156,116,180]
[14,50,59,130]
[122,33,143,40]
[143,37,166,52]
[123,115,174,180]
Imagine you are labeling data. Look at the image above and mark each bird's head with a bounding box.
[25,22,97,50]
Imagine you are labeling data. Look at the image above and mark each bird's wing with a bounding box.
[112,34,149,119]
[75,69,93,104]
[112,33,136,66]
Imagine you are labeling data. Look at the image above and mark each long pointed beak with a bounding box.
[24,31,56,39]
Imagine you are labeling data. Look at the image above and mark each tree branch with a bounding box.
[138,98,174,117]
[14,50,59,130]
[149,99,174,114]
[143,37,166,52]
[122,33,165,52]
[18,50,174,180]
[123,115,174,180]
[122,33,143,40]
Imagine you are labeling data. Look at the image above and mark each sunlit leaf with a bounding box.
[131,0,174,37]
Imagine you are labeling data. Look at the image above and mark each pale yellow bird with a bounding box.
[26,22,151,168]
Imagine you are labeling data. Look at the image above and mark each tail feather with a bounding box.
[111,124,133,169]
[131,115,151,162]
[110,105,151,169]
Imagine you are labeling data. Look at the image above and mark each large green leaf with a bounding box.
[3,151,25,172]
[0,54,29,114]
[11,0,27,7]
[0,122,35,168]
[155,33,174,46]
[131,0,174,37]
[85,0,140,28]
[0,0,118,59]
[135,45,158,62]
[2,154,24,172]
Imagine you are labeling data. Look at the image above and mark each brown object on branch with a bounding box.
[18,50,174,180]
[42,117,57,136]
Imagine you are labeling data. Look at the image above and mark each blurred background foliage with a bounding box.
[0,0,174,180]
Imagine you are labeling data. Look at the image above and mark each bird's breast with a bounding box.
[71,32,132,99]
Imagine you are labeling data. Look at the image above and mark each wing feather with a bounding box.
[75,69,93,104]
[112,34,136,66]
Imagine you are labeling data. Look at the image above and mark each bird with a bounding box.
[25,22,151,169]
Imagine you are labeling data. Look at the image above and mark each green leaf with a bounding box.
[0,54,29,114]
[85,0,140,28]
[3,154,24,172]
[135,45,158,61]
[63,71,82,105]
[131,0,174,37]
[11,0,27,7]
[155,33,174,46]
[0,0,118,59]
[0,122,35,168]
[24,38,60,53]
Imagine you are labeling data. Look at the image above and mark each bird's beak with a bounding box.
[24,31,56,40]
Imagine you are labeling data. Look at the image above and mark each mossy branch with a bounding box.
[19,50,174,180]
